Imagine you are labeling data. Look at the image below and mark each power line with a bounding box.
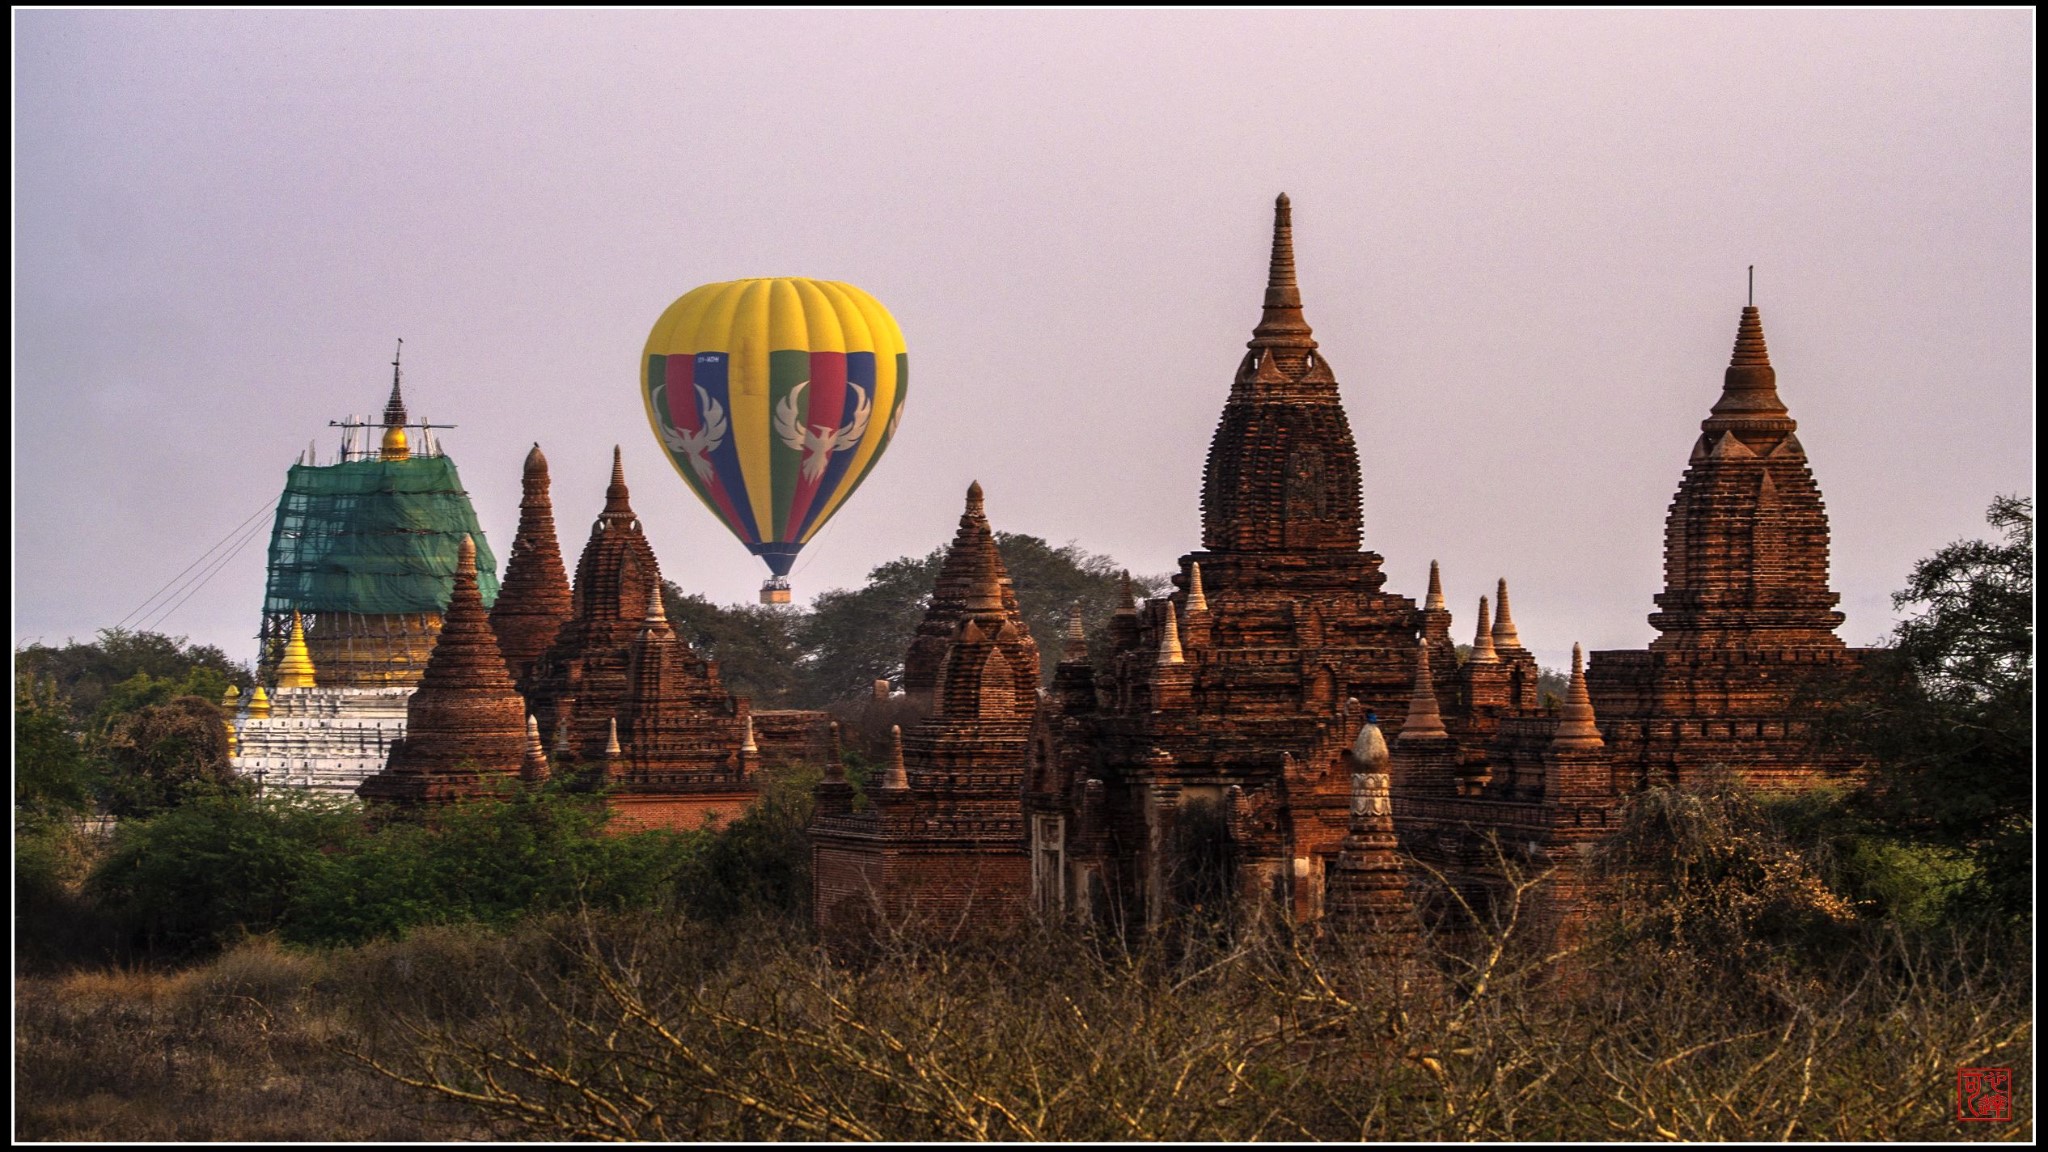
[118,500,275,630]
[139,514,271,635]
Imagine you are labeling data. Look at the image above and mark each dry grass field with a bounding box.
[16,906,2032,1143]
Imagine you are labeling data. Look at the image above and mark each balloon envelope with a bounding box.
[642,278,908,583]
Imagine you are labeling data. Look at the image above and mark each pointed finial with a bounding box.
[276,610,318,689]
[1400,638,1449,741]
[1492,578,1521,650]
[1425,560,1446,611]
[1729,305,1771,368]
[882,724,909,791]
[1748,264,1754,308]
[522,715,550,782]
[1157,603,1185,665]
[1062,603,1089,662]
[384,338,407,426]
[1117,571,1136,615]
[524,442,549,481]
[1469,595,1498,663]
[965,480,985,518]
[605,716,622,758]
[1550,643,1605,750]
[1250,192,1317,358]
[1267,193,1298,301]
[1706,300,1792,435]
[553,715,571,755]
[963,538,1005,618]
[741,712,758,754]
[1186,563,1208,613]
[247,683,272,718]
[603,446,634,517]
[645,584,667,626]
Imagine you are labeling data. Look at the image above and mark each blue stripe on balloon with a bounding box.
[794,351,875,540]
[693,352,763,544]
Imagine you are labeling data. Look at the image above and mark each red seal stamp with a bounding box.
[1957,1066,2012,1122]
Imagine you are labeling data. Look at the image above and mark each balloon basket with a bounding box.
[760,578,792,606]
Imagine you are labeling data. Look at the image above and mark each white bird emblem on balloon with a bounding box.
[774,380,872,482]
[658,384,730,484]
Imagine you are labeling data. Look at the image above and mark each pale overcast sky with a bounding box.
[14,10,2034,673]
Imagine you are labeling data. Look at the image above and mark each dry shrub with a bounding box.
[346,888,2031,1141]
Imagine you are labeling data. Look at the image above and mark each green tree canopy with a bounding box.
[798,533,1168,707]
[1830,495,2032,921]
[14,628,247,731]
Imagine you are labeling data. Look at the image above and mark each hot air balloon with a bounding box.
[642,278,908,603]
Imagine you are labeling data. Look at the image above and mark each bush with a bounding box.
[87,792,356,958]
[283,782,695,948]
[678,764,819,922]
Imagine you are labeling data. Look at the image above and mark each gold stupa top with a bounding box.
[276,611,318,689]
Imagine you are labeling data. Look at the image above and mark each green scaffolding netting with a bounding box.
[261,454,499,617]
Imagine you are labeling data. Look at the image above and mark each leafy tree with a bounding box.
[799,533,1166,706]
[662,586,805,708]
[99,695,241,818]
[14,628,247,729]
[88,791,356,958]
[14,678,99,822]
[800,551,945,707]
[1827,495,2032,922]
[677,763,820,922]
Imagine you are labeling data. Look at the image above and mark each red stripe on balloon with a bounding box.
[665,354,753,544]
[666,355,700,432]
[782,351,847,540]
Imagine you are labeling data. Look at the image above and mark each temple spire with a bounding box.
[383,339,407,427]
[277,611,317,689]
[1469,595,1499,663]
[602,446,634,519]
[1400,640,1448,740]
[380,340,410,461]
[1186,562,1209,613]
[1117,571,1136,615]
[357,534,531,804]
[1250,193,1317,358]
[1425,560,1446,611]
[1704,304,1794,435]
[962,485,1005,614]
[881,724,909,791]
[1492,578,1522,650]
[521,716,550,783]
[1550,643,1605,750]
[1061,603,1089,662]
[1157,604,1185,665]
[490,441,573,687]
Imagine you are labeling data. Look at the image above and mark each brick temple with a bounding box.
[809,194,1867,946]
[360,446,832,829]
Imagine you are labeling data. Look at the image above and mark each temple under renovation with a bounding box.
[230,352,499,793]
[808,195,1866,946]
